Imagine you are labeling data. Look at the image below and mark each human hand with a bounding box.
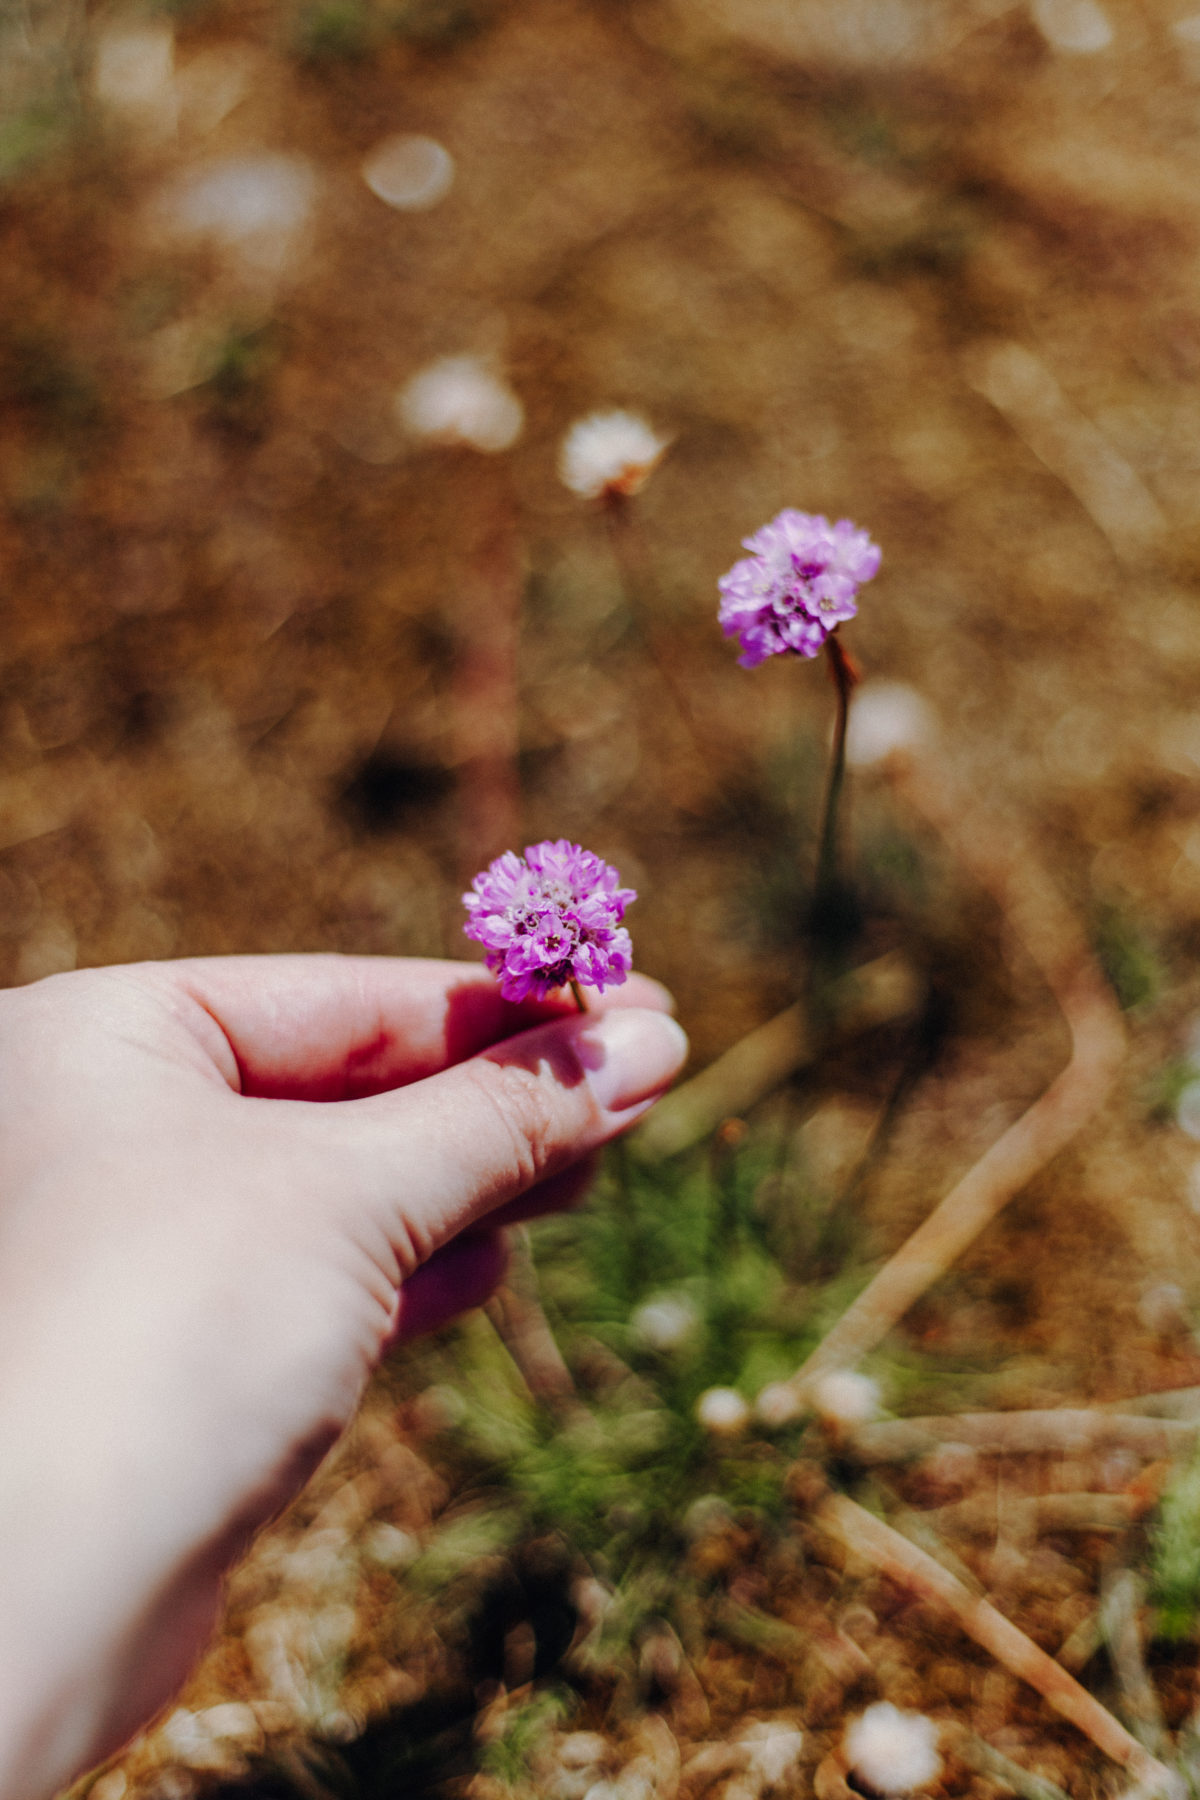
[0,955,686,1800]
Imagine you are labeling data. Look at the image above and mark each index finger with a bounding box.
[155,954,675,1099]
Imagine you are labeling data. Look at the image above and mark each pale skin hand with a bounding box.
[0,955,687,1800]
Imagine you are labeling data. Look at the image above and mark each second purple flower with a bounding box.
[717,509,880,669]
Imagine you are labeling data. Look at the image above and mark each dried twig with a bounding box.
[946,1723,1073,1800]
[1100,1568,1169,1756]
[484,1229,584,1421]
[773,746,1125,1407]
[635,951,921,1160]
[818,1493,1177,1792]
[1104,1388,1200,1421]
[1056,1608,1104,1674]
[926,1490,1140,1538]
[847,1411,1194,1464]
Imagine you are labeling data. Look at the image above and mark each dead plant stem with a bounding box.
[819,1494,1176,1790]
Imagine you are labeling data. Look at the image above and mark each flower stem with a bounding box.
[809,633,860,969]
[815,635,858,900]
[569,978,588,1012]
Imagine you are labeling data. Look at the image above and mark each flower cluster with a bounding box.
[717,509,880,667]
[463,839,635,1002]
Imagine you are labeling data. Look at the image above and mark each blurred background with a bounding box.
[17,0,1200,1794]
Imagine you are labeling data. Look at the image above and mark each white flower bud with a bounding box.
[559,410,670,499]
[812,1370,882,1427]
[755,1381,800,1428]
[631,1293,699,1352]
[362,135,454,210]
[739,1720,804,1785]
[844,1703,942,1794]
[397,355,523,452]
[1032,0,1113,53]
[845,681,934,768]
[696,1386,750,1436]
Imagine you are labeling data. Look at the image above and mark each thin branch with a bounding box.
[925,1490,1140,1539]
[818,1493,1178,1792]
[484,1229,585,1422]
[847,1410,1194,1464]
[946,1724,1073,1800]
[1099,1567,1169,1756]
[634,950,921,1160]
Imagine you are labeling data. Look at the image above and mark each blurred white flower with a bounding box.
[158,154,317,278]
[412,1382,468,1432]
[397,356,523,452]
[631,1292,699,1352]
[740,1720,804,1786]
[559,410,670,500]
[92,24,177,135]
[362,134,454,210]
[1031,0,1113,52]
[558,1732,610,1770]
[362,1521,420,1569]
[755,1381,799,1428]
[159,1702,263,1769]
[845,681,933,768]
[683,1493,734,1539]
[696,1386,750,1436]
[812,1370,882,1427]
[844,1703,942,1794]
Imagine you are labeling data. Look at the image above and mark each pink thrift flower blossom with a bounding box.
[717,509,880,668]
[463,839,635,1003]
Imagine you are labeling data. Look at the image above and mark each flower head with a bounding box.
[843,1704,942,1795]
[718,509,880,668]
[696,1386,751,1436]
[631,1293,700,1352]
[463,839,635,1003]
[559,410,670,500]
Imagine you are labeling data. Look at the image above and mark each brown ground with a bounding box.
[11,0,1200,1794]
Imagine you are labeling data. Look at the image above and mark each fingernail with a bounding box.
[584,1008,689,1113]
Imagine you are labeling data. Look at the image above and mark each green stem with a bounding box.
[806,633,860,1020]
[813,633,857,912]
[569,978,587,1012]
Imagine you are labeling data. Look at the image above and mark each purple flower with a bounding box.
[463,839,636,1003]
[717,510,880,669]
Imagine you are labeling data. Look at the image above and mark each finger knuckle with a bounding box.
[466,1057,563,1192]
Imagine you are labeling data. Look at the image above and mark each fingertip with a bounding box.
[577,1007,689,1114]
[618,972,677,1015]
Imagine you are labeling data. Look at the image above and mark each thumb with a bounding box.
[319,1005,688,1273]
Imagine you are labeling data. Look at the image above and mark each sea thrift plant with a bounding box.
[559,409,671,501]
[717,509,880,668]
[463,839,635,1004]
[719,508,881,957]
